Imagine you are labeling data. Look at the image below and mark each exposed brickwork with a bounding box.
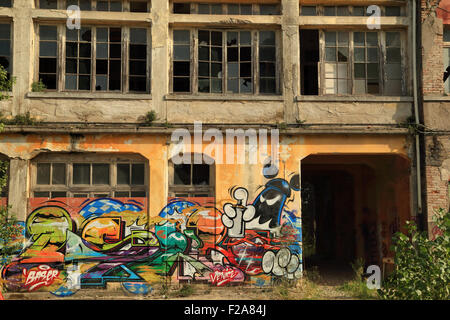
[421,1,450,233]
[421,0,445,95]
[425,166,449,214]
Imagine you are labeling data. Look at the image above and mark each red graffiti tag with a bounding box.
[209,267,240,287]
[23,265,60,291]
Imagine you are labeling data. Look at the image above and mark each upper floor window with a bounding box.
[169,156,215,198]
[300,5,404,17]
[32,154,148,198]
[39,0,57,9]
[173,2,280,15]
[444,29,450,93]
[37,24,150,93]
[0,0,12,7]
[300,29,405,96]
[0,23,12,79]
[38,0,150,12]
[172,29,279,95]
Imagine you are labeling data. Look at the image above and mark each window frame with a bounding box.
[443,28,450,94]
[0,21,12,82]
[168,156,215,198]
[317,29,406,96]
[35,23,151,93]
[172,3,280,15]
[31,153,149,198]
[170,28,281,95]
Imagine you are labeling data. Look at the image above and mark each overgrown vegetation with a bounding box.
[141,110,157,126]
[338,258,378,300]
[0,111,39,126]
[378,209,450,300]
[31,79,47,92]
[0,65,15,100]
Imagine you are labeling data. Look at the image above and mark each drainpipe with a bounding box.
[412,0,423,221]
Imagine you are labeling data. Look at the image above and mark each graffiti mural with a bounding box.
[0,170,302,296]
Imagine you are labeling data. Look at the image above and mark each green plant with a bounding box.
[174,283,195,297]
[31,80,46,92]
[0,65,15,100]
[276,122,288,130]
[378,209,450,300]
[141,110,157,126]
[0,111,39,126]
[0,160,23,269]
[338,258,378,299]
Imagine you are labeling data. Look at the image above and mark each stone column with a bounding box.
[151,0,170,122]
[7,158,29,222]
[281,0,300,124]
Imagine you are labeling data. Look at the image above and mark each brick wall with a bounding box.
[421,0,445,95]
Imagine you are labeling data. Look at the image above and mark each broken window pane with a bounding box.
[193,164,210,185]
[129,28,147,92]
[39,25,58,89]
[174,164,191,185]
[173,30,191,92]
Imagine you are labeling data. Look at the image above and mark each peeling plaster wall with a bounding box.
[298,101,412,124]
[0,0,415,125]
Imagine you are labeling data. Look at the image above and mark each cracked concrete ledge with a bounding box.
[0,123,410,135]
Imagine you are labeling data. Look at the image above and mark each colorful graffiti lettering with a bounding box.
[0,168,302,296]
[23,265,60,291]
[209,266,242,286]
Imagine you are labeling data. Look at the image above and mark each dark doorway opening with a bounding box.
[301,154,411,282]
[300,29,319,95]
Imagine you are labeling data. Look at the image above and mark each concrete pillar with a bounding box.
[150,0,169,122]
[11,0,33,115]
[7,158,28,222]
[281,0,300,123]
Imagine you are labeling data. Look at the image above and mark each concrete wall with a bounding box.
[0,0,414,125]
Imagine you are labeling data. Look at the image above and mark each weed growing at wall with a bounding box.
[338,258,378,300]
[0,111,39,126]
[0,65,15,101]
[31,80,47,92]
[378,209,450,300]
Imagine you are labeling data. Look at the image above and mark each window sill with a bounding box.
[0,92,13,98]
[27,92,152,100]
[295,96,413,103]
[423,95,450,102]
[164,94,283,102]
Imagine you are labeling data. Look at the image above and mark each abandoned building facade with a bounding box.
[0,0,448,295]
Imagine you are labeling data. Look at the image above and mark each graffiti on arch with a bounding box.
[0,170,302,296]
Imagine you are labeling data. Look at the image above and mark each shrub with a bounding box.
[31,80,46,92]
[0,65,15,100]
[378,209,450,300]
